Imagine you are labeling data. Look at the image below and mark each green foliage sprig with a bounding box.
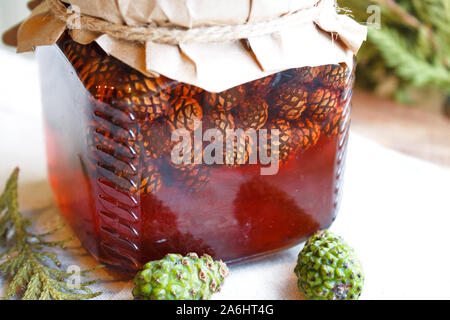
[339,0,450,103]
[0,168,102,300]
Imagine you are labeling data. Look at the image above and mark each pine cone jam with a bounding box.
[37,35,354,271]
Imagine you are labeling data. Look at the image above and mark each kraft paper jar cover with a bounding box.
[16,0,367,92]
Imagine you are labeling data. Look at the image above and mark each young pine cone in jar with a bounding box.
[232,96,268,131]
[322,107,346,136]
[138,162,162,195]
[172,83,203,100]
[206,85,245,112]
[317,64,351,88]
[203,104,254,167]
[303,88,339,120]
[62,39,115,91]
[290,66,317,84]
[63,39,177,122]
[270,82,309,121]
[224,134,256,167]
[140,117,173,159]
[292,64,349,89]
[165,134,209,193]
[125,82,173,122]
[168,97,203,132]
[172,165,211,194]
[260,119,294,162]
[291,118,321,151]
[92,72,174,122]
[244,74,276,97]
[203,104,235,135]
[119,73,176,122]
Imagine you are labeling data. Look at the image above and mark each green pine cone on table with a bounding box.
[294,230,364,300]
[133,253,229,300]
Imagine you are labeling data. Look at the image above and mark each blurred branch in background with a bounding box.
[340,0,450,112]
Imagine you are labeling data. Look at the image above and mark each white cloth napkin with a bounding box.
[1,49,450,299]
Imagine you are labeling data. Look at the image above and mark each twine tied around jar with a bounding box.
[46,0,325,45]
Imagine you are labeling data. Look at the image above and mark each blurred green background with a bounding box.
[340,0,450,114]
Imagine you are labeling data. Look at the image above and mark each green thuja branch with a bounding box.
[369,28,450,92]
[0,168,102,300]
[339,0,450,102]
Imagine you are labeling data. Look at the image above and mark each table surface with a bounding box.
[1,48,450,300]
[352,92,450,168]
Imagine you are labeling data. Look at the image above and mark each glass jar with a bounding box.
[37,33,354,271]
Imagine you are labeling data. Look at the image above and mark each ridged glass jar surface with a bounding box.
[37,34,354,271]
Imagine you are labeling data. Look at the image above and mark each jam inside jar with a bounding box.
[37,34,354,271]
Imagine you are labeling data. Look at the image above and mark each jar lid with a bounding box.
[16,0,366,92]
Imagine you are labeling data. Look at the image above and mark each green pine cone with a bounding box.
[294,230,364,300]
[133,253,229,300]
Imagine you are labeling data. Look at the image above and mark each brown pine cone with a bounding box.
[303,88,339,120]
[203,104,235,134]
[140,118,172,159]
[232,96,268,131]
[291,66,317,84]
[62,39,177,122]
[126,89,172,122]
[322,107,345,136]
[244,74,275,97]
[270,82,308,121]
[224,134,256,167]
[291,118,321,150]
[172,83,203,99]
[292,64,350,89]
[118,75,176,122]
[90,74,174,122]
[320,63,353,136]
[173,165,210,193]
[138,162,162,195]
[203,103,255,167]
[62,39,116,91]
[206,85,246,112]
[317,64,351,88]
[260,119,294,162]
[168,97,203,132]
[62,35,162,91]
